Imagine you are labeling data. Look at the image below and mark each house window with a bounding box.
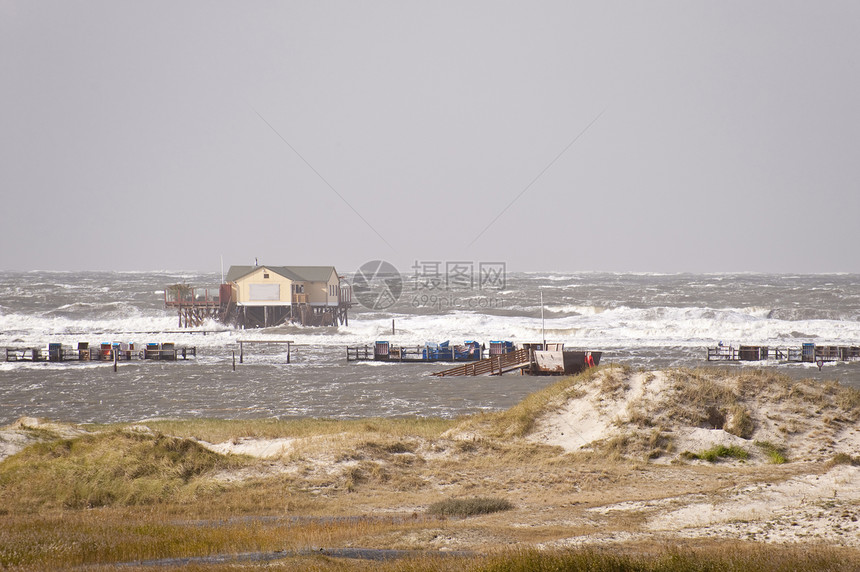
[263,273,270,279]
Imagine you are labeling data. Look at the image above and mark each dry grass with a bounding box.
[464,545,860,572]
[456,366,602,439]
[666,368,742,431]
[426,497,513,517]
[0,509,432,569]
[3,367,860,569]
[141,416,458,444]
[0,429,249,511]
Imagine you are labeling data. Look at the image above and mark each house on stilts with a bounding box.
[165,264,353,328]
[222,265,353,328]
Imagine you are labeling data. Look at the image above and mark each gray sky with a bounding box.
[2,1,859,273]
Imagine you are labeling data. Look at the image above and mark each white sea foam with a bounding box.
[2,271,860,358]
[3,300,859,353]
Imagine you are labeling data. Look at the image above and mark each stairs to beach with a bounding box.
[431,348,532,377]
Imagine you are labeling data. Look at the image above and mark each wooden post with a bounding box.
[239,341,244,363]
[392,319,395,335]
[232,350,236,371]
[113,350,118,372]
[286,342,291,364]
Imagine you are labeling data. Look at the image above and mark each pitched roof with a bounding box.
[225,265,337,283]
[282,266,338,282]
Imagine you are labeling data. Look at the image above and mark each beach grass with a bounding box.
[681,444,749,463]
[457,365,603,439]
[140,416,459,444]
[3,367,860,569]
[755,440,789,464]
[3,519,859,571]
[426,497,513,517]
[0,429,250,511]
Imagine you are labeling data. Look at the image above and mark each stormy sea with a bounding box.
[1,270,859,425]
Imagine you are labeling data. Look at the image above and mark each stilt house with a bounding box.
[223,265,352,328]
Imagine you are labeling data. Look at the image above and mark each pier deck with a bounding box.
[165,285,229,327]
[4,344,197,363]
[706,344,860,363]
[346,342,482,363]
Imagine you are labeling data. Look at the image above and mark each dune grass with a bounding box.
[829,452,860,467]
[426,497,513,517]
[0,429,249,511]
[4,527,859,571]
[0,509,425,569]
[458,365,604,439]
[3,366,860,569]
[140,416,458,444]
[755,441,789,464]
[681,444,749,463]
[464,546,860,572]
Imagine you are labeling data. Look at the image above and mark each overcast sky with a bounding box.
[2,1,859,274]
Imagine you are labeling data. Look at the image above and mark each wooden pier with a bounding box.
[431,348,601,377]
[432,348,533,376]
[4,342,197,363]
[343,339,601,377]
[706,343,860,363]
[346,341,483,363]
[165,285,230,328]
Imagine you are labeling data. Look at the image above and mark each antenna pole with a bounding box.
[541,289,546,348]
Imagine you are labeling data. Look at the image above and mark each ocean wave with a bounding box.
[3,271,860,356]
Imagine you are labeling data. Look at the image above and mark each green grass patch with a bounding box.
[426,496,513,517]
[682,444,749,463]
[755,441,788,464]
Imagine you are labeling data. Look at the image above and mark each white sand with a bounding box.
[529,370,860,463]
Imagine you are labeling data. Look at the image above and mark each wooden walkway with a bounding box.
[346,343,482,363]
[707,344,860,363]
[432,348,533,377]
[5,345,197,363]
